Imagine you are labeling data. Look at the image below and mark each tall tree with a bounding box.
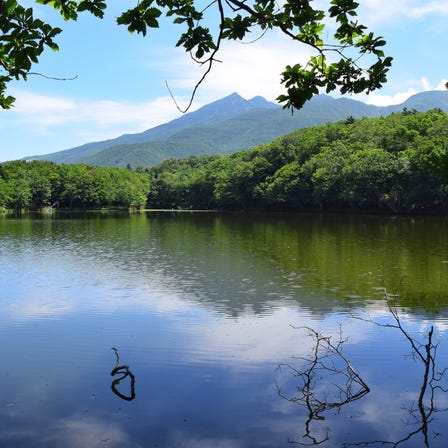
[0,0,392,109]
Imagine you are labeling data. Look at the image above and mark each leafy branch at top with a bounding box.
[0,0,392,110]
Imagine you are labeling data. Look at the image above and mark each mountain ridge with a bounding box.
[24,90,448,167]
[24,92,277,165]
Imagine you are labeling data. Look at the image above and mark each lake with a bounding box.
[0,211,447,447]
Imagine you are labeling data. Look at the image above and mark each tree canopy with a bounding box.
[145,109,448,213]
[0,160,150,209]
[0,0,392,110]
[2,110,448,213]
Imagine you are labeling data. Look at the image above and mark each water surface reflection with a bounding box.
[0,212,447,447]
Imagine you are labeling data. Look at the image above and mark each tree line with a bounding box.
[146,109,448,213]
[2,109,448,213]
[0,161,149,210]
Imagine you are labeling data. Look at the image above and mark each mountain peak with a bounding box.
[210,92,275,109]
[399,89,448,109]
[206,92,246,108]
[227,92,243,99]
[248,95,277,109]
[23,90,448,168]
[180,92,274,126]
[310,94,334,102]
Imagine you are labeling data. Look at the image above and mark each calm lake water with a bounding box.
[1,211,447,448]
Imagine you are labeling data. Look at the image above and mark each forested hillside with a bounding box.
[2,109,448,214]
[146,109,448,213]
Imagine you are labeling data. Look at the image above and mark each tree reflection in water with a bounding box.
[277,302,448,447]
[346,302,448,447]
[276,325,370,446]
[110,347,136,401]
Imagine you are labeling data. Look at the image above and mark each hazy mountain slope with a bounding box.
[26,93,277,164]
[84,141,176,168]
[384,90,448,114]
[83,95,388,167]
[24,90,448,167]
[81,96,386,167]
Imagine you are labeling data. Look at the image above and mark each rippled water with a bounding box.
[0,212,447,447]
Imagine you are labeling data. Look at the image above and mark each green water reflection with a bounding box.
[2,211,446,312]
[0,212,447,447]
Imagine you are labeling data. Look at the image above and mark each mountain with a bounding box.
[24,93,277,166]
[383,90,448,114]
[24,90,448,168]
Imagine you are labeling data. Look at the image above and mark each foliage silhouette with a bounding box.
[0,0,392,109]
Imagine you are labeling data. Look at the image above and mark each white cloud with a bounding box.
[2,88,192,157]
[10,89,183,131]
[402,1,448,18]
[357,0,448,25]
[11,91,78,126]
[182,307,375,366]
[354,77,447,106]
[363,89,419,107]
[45,416,137,448]
[158,33,314,105]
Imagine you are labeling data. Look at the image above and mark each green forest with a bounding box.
[0,161,149,210]
[2,109,448,213]
[146,109,448,213]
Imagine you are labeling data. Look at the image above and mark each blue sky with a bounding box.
[1,0,447,162]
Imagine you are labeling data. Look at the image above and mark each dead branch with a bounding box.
[277,325,369,446]
[346,291,448,447]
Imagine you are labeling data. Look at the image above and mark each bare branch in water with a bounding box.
[276,325,370,446]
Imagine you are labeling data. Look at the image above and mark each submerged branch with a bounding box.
[277,325,370,446]
[346,290,448,447]
[110,347,136,401]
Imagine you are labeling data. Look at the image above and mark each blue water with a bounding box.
[0,212,447,447]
